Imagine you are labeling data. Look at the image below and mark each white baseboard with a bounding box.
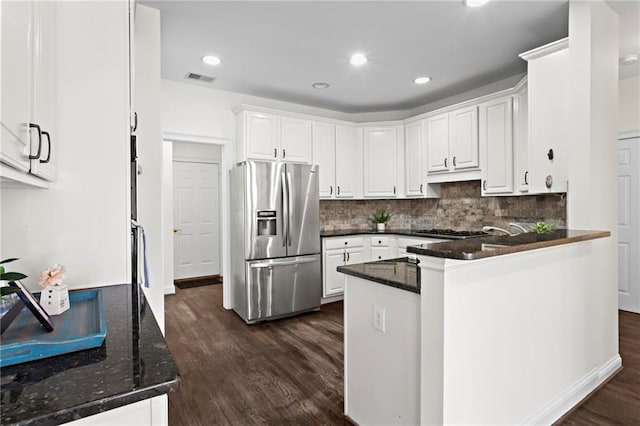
[321,294,343,304]
[522,354,622,425]
[164,284,176,295]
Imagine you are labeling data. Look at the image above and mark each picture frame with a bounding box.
[8,281,54,332]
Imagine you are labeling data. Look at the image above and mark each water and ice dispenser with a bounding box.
[256,210,277,236]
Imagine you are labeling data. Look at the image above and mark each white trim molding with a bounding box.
[619,130,640,140]
[163,131,229,145]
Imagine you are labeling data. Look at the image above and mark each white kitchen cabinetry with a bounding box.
[480,96,513,195]
[405,120,425,196]
[1,0,57,183]
[426,106,480,182]
[363,126,400,198]
[313,123,362,199]
[322,236,369,298]
[519,38,569,193]
[397,237,446,256]
[513,78,529,193]
[370,236,396,261]
[235,108,312,164]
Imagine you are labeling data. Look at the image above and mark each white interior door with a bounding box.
[618,136,640,313]
[173,161,221,280]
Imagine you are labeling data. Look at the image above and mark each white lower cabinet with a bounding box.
[322,237,368,298]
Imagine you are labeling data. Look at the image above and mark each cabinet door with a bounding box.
[405,121,424,196]
[480,96,513,195]
[449,105,478,170]
[0,0,33,172]
[323,249,346,297]
[312,122,336,198]
[245,111,280,161]
[426,113,449,173]
[281,116,312,164]
[514,84,529,192]
[335,125,358,198]
[346,247,367,265]
[29,1,57,180]
[363,127,397,197]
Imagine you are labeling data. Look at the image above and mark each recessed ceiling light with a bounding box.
[312,82,330,89]
[349,53,368,66]
[201,55,222,66]
[465,0,490,7]
[413,76,432,85]
[620,54,639,66]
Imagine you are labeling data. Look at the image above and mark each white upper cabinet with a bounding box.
[449,105,479,171]
[236,108,312,164]
[335,125,361,198]
[513,79,529,193]
[1,0,57,183]
[363,126,399,198]
[1,0,34,174]
[519,38,569,193]
[312,122,336,198]
[426,113,449,173]
[405,120,425,196]
[480,96,513,195]
[280,116,312,163]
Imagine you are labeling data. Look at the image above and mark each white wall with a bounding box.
[619,74,640,133]
[1,2,130,290]
[134,5,164,331]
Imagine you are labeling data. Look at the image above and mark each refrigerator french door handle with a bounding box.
[281,172,289,247]
[286,172,293,247]
[250,257,318,268]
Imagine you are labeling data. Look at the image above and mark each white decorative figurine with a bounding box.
[38,263,69,315]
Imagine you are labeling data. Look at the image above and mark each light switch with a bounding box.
[373,305,386,333]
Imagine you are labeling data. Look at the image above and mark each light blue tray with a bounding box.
[0,289,107,367]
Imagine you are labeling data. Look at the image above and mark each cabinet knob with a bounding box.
[378,256,382,259]
[344,241,348,245]
[547,149,554,160]
[545,175,553,189]
[378,240,381,244]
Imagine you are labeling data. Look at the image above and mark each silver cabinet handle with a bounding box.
[453,156,457,167]
[420,184,423,193]
[329,186,333,195]
[444,157,448,168]
[282,149,286,159]
[274,148,277,158]
[343,252,346,262]
[524,171,528,185]
[346,252,350,262]
[393,186,396,195]
[28,123,42,160]
[40,131,52,163]
[483,180,487,191]
[337,186,340,195]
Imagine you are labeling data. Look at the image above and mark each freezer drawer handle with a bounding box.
[250,258,318,268]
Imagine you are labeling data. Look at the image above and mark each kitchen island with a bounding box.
[0,284,179,425]
[339,230,617,425]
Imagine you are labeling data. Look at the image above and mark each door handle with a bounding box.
[286,172,293,246]
[40,131,52,163]
[250,257,318,268]
[281,172,288,247]
[28,123,42,160]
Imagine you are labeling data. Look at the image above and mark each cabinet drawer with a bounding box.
[370,236,391,247]
[324,236,365,250]
[371,246,393,261]
[397,237,446,249]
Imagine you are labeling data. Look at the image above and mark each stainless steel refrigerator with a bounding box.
[230,161,321,324]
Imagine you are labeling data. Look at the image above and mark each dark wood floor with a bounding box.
[165,285,640,425]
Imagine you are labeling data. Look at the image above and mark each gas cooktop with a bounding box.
[414,228,489,240]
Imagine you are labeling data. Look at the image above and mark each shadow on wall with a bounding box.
[319,180,566,232]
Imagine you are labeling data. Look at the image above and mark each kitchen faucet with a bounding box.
[482,223,529,236]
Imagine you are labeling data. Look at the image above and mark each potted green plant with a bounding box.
[370,210,392,232]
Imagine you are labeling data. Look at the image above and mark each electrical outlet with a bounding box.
[373,305,385,333]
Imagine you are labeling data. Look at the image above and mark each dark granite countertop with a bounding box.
[321,229,445,238]
[407,229,610,260]
[1,284,179,425]
[337,257,420,294]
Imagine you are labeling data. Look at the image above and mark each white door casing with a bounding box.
[173,161,221,280]
[618,135,640,313]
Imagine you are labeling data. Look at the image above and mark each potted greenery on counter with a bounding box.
[370,210,392,232]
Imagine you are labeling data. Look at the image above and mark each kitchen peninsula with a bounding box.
[339,230,616,425]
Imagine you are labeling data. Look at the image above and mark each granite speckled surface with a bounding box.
[337,258,420,294]
[407,229,610,260]
[0,284,179,425]
[321,228,446,238]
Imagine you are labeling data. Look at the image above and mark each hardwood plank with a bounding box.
[166,286,640,425]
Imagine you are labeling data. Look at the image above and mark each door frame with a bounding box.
[172,158,222,283]
[162,132,232,309]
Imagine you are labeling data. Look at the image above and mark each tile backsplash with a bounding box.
[320,180,566,232]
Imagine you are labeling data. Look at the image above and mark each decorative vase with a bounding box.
[39,284,70,315]
[376,223,386,232]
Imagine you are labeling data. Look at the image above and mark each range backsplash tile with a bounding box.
[320,180,566,232]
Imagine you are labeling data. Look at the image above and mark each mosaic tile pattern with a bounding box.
[320,180,566,232]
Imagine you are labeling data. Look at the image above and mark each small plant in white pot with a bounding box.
[370,210,392,232]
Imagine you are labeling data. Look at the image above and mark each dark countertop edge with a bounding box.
[337,263,420,294]
[407,230,611,260]
[21,380,180,426]
[321,229,436,238]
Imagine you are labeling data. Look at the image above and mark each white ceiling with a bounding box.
[143,0,639,114]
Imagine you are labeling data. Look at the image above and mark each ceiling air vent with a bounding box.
[185,72,216,83]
